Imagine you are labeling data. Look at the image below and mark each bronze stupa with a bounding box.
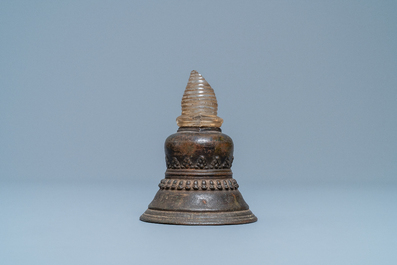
[140,70,257,225]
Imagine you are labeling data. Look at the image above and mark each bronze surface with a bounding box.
[140,127,257,225]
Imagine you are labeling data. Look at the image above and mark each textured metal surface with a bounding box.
[140,127,257,225]
[140,209,257,225]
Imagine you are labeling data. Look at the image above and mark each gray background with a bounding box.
[1,1,396,264]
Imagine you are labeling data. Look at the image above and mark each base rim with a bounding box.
[140,209,258,225]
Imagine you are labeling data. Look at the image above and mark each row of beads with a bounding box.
[159,179,239,191]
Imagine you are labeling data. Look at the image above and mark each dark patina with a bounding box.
[140,127,257,225]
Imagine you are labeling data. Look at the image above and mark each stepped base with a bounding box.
[140,209,257,225]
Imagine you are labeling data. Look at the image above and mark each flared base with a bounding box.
[140,209,257,225]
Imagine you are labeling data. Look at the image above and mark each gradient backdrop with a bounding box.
[1,1,396,264]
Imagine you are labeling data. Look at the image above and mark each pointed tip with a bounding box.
[190,70,202,77]
[188,70,207,84]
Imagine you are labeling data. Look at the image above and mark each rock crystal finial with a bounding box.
[176,70,223,127]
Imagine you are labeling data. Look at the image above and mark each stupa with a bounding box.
[140,70,257,225]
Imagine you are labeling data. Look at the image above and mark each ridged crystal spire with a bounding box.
[176,70,223,128]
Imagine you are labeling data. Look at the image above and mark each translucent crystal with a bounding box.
[176,70,224,128]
